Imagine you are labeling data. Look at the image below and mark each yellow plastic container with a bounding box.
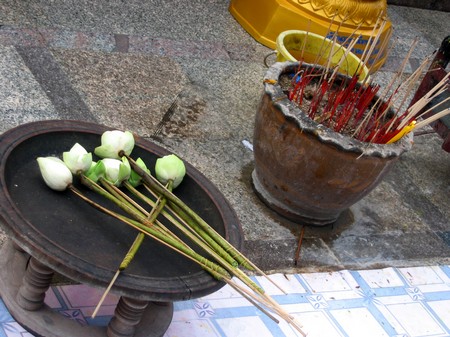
[229,0,392,73]
[276,30,370,81]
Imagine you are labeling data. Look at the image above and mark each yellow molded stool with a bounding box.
[276,30,370,81]
[229,0,392,73]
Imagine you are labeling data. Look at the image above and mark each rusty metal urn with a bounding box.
[252,62,413,226]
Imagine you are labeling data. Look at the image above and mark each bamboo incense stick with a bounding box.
[359,11,384,67]
[413,108,450,130]
[367,58,432,142]
[352,38,419,139]
[397,72,450,130]
[299,20,311,64]
[285,9,448,146]
[312,10,339,66]
[325,35,338,74]
[413,95,450,121]
[361,13,387,67]
[294,225,306,266]
[369,24,393,74]
[393,57,433,115]
[329,36,360,81]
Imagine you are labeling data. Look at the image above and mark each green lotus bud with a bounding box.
[155,154,186,188]
[37,157,73,191]
[94,130,135,159]
[85,160,106,183]
[128,157,150,187]
[63,143,93,175]
[102,157,131,186]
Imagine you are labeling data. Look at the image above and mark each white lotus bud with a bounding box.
[94,130,135,159]
[155,154,186,188]
[102,157,131,186]
[63,143,92,174]
[37,157,73,191]
[128,157,150,187]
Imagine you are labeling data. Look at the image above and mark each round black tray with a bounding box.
[0,120,243,301]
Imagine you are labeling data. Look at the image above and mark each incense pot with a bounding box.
[252,62,412,226]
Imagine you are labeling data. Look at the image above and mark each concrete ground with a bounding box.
[387,0,450,12]
[0,1,449,274]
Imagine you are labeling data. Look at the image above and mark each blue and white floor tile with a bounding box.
[1,265,450,337]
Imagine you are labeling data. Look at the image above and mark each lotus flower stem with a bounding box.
[92,189,292,330]
[38,136,300,331]
[119,216,231,278]
[100,179,182,244]
[123,154,252,269]
[226,280,280,324]
[71,182,300,332]
[141,184,287,293]
[91,269,120,318]
[80,174,266,295]
[123,180,241,267]
[79,178,175,318]
[164,198,278,291]
[120,184,264,295]
[87,177,197,269]
[117,181,172,271]
[124,156,286,294]
[226,280,305,336]
[124,181,214,249]
[80,175,146,223]
[68,184,231,279]
[100,177,148,216]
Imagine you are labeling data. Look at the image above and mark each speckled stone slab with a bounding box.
[0,1,449,274]
[0,45,57,133]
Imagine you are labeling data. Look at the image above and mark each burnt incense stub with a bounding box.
[252,62,413,226]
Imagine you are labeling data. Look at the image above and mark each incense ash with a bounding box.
[281,53,450,145]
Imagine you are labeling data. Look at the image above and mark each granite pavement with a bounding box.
[0,1,449,274]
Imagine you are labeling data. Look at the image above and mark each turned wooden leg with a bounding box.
[16,257,54,311]
[107,297,149,337]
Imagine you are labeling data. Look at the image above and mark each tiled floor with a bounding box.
[1,265,450,337]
